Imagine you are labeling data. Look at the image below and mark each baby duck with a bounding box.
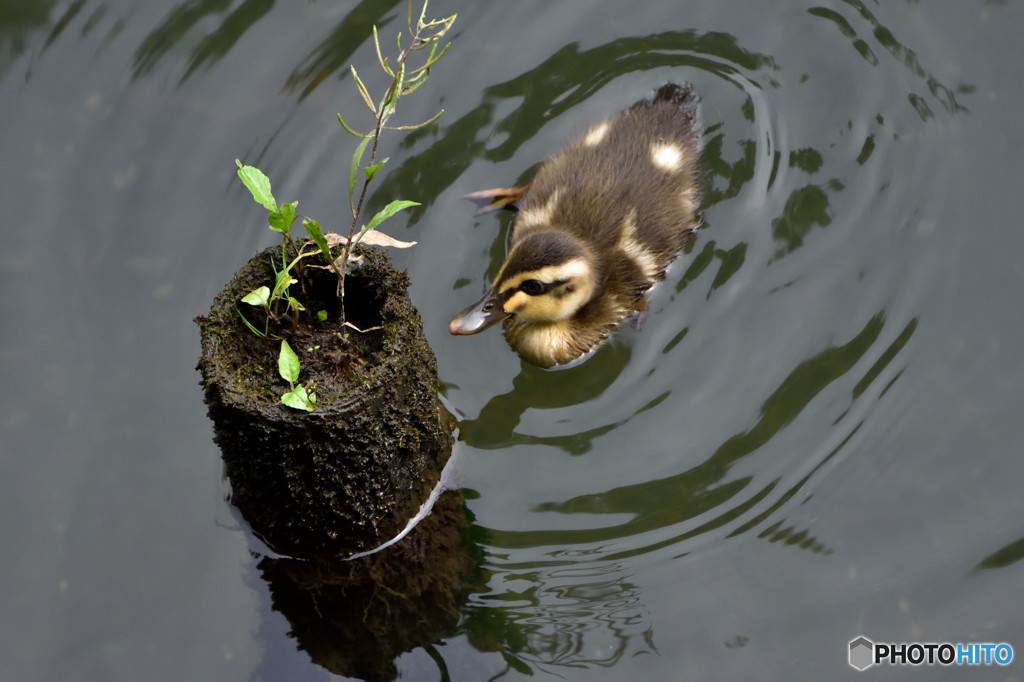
[449,83,702,367]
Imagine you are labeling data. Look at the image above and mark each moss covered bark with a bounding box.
[197,244,452,558]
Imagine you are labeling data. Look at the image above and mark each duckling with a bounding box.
[449,83,702,367]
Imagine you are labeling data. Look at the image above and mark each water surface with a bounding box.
[2,1,1023,680]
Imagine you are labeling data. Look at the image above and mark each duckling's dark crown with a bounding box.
[496,231,591,287]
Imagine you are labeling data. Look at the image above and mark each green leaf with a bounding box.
[364,157,389,181]
[237,308,270,338]
[297,384,316,405]
[278,339,300,383]
[387,108,443,131]
[390,62,406,115]
[408,40,451,76]
[362,199,420,235]
[235,160,277,211]
[317,310,329,322]
[241,286,270,307]
[401,73,428,97]
[281,383,315,411]
[337,114,367,138]
[502,652,533,676]
[284,387,311,409]
[373,24,393,76]
[271,269,297,299]
[268,201,298,235]
[287,296,306,312]
[351,65,375,113]
[303,218,333,262]
[349,135,372,217]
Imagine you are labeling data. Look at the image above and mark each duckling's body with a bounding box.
[450,83,702,367]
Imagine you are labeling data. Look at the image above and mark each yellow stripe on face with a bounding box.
[497,258,591,294]
[504,289,580,322]
[650,142,685,172]
[503,290,528,313]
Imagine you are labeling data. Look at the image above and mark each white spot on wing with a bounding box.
[582,122,610,147]
[515,188,561,229]
[680,187,697,214]
[617,207,660,280]
[650,142,684,172]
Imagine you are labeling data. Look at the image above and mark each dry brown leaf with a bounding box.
[320,231,417,248]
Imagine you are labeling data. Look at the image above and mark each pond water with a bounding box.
[3,0,1023,680]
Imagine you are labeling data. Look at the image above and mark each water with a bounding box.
[3,1,1023,679]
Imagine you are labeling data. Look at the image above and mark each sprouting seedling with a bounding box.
[278,339,316,411]
[230,0,454,411]
[236,161,312,337]
[235,160,301,274]
[333,0,456,324]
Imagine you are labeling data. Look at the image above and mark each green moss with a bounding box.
[196,243,453,558]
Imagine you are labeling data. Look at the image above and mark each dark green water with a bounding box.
[2,1,1023,679]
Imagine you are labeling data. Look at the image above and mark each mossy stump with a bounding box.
[197,243,453,558]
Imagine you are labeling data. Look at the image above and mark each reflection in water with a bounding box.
[457,342,632,453]
[810,2,972,118]
[134,0,235,79]
[284,0,403,99]
[483,314,917,558]
[771,182,841,259]
[252,488,659,680]
[462,559,655,677]
[132,0,404,86]
[455,312,918,673]
[177,0,275,82]
[0,0,56,78]
[254,490,475,682]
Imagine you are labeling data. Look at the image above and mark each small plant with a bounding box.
[236,163,309,339]
[333,0,456,318]
[278,340,316,412]
[234,0,455,411]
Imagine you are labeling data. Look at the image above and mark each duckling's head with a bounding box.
[449,230,597,335]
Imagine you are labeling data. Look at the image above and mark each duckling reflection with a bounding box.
[450,83,702,367]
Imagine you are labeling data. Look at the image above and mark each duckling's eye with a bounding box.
[521,280,545,296]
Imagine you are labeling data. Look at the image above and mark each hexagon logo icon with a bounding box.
[849,636,874,671]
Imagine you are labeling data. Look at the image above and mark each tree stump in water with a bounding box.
[197,244,453,558]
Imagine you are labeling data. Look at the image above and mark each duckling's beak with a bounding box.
[449,290,509,335]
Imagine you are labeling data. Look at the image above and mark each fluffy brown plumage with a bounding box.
[450,83,702,367]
